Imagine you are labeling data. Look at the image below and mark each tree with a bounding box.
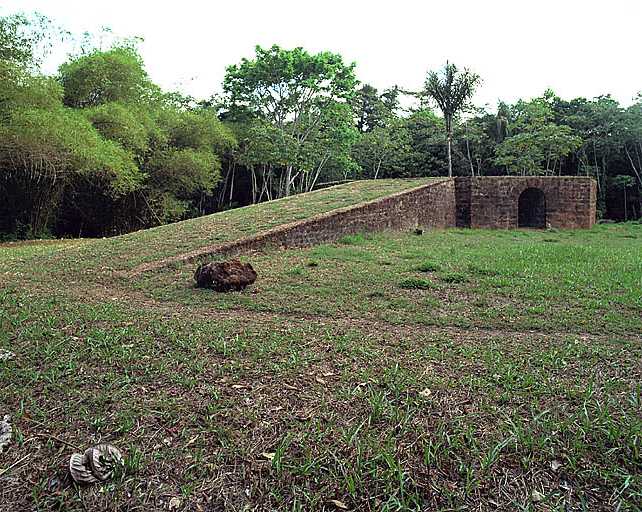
[452,110,496,176]
[0,101,141,235]
[59,46,155,108]
[229,119,294,203]
[612,175,636,221]
[223,45,357,196]
[494,102,582,176]
[402,109,449,177]
[0,12,59,68]
[352,84,401,133]
[423,62,481,177]
[352,119,411,179]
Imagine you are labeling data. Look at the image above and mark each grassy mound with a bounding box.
[61,178,435,272]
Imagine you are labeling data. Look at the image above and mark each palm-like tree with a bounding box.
[423,62,481,177]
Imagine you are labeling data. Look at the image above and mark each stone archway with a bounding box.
[518,188,546,228]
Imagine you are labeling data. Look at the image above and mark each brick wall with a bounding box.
[133,178,456,273]
[131,176,597,275]
[456,177,597,229]
[454,178,472,227]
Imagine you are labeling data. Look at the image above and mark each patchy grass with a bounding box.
[0,214,641,510]
[416,261,441,273]
[141,223,642,335]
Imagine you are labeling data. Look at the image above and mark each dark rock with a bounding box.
[194,259,257,292]
[414,228,424,235]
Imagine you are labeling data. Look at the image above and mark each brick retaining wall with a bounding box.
[131,178,456,274]
[456,177,597,229]
[130,176,597,275]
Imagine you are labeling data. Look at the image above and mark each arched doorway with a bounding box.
[518,188,546,228]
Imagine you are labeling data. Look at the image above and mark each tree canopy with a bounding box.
[1,12,641,240]
[223,45,358,196]
[423,62,481,177]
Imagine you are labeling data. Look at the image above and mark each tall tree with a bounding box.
[0,12,59,68]
[423,62,481,177]
[59,46,155,108]
[352,119,411,179]
[223,45,357,196]
[494,94,582,176]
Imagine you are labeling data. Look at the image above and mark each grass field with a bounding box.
[1,192,641,510]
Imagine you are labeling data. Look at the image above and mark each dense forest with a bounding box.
[1,13,641,240]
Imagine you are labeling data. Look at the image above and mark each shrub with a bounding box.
[338,233,366,245]
[440,271,469,284]
[417,261,440,272]
[399,277,433,290]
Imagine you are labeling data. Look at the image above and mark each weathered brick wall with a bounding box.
[133,176,598,275]
[135,178,456,273]
[454,178,472,227]
[456,177,597,229]
[270,177,456,248]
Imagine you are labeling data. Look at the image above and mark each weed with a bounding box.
[417,261,440,272]
[439,271,470,284]
[1,219,641,511]
[338,233,367,245]
[399,277,433,290]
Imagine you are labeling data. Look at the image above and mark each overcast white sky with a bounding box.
[3,0,641,109]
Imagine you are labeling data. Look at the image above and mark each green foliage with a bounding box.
[224,45,357,120]
[399,277,433,290]
[0,106,141,193]
[402,109,449,176]
[352,118,412,179]
[0,61,63,111]
[0,13,236,237]
[84,102,154,157]
[0,12,57,67]
[494,96,583,175]
[352,84,401,133]
[59,46,154,108]
[224,44,358,196]
[148,148,220,197]
[423,62,481,177]
[164,109,236,154]
[232,118,294,169]
[1,11,641,239]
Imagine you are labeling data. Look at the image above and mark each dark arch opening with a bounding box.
[518,188,546,228]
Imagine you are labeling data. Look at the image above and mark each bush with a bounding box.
[440,271,469,284]
[399,277,433,290]
[417,261,440,272]
[338,233,366,245]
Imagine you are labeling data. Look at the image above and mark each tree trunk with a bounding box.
[250,166,257,204]
[285,165,293,197]
[374,157,383,179]
[464,122,474,176]
[447,132,453,178]
[228,163,235,205]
